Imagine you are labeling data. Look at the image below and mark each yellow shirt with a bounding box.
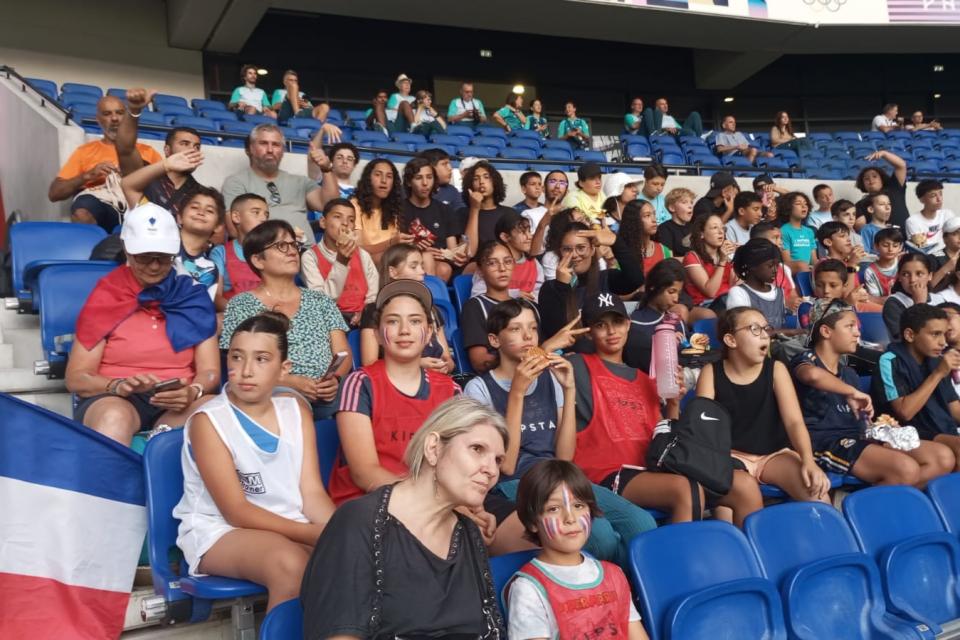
[562,189,606,222]
[351,199,398,248]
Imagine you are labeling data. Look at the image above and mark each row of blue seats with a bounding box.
[259,480,960,639]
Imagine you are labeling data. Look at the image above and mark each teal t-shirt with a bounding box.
[447,98,486,120]
[638,192,670,224]
[558,117,590,138]
[386,93,415,122]
[229,86,270,110]
[495,106,523,131]
[526,115,548,131]
[781,223,816,263]
[270,88,304,108]
[624,113,643,133]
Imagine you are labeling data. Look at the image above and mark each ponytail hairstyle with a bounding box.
[638,259,685,309]
[231,311,290,360]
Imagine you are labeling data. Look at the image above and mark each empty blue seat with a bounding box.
[491,550,539,617]
[260,599,302,639]
[134,111,168,127]
[626,141,652,158]
[452,274,473,313]
[508,138,541,152]
[158,105,194,119]
[202,110,238,123]
[722,155,755,168]
[861,131,885,143]
[314,419,339,487]
[757,157,791,172]
[191,98,227,112]
[286,117,322,132]
[473,136,507,150]
[575,150,606,162]
[795,271,813,297]
[746,502,931,640]
[347,329,362,369]
[60,82,102,98]
[927,474,960,534]
[887,130,913,142]
[153,93,189,110]
[353,130,390,145]
[172,116,218,131]
[431,133,471,147]
[143,430,265,627]
[220,120,256,135]
[445,124,476,139]
[325,109,344,123]
[391,132,427,145]
[447,325,473,375]
[423,275,458,331]
[844,486,960,635]
[542,139,573,151]
[834,131,861,143]
[511,129,541,141]
[36,263,116,378]
[630,521,787,640]
[11,222,109,312]
[500,147,537,161]
[241,113,275,125]
[914,160,941,176]
[475,126,507,139]
[62,92,100,108]
[460,145,497,158]
[25,77,57,100]
[374,142,413,154]
[541,147,574,162]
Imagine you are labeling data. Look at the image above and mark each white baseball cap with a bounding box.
[945,217,960,234]
[603,172,644,199]
[120,203,180,255]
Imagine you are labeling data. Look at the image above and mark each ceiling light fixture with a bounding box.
[723,96,735,103]
[480,49,493,58]
[256,68,268,76]
[512,84,525,95]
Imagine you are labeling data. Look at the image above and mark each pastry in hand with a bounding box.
[524,346,549,360]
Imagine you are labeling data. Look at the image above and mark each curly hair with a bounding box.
[355,159,403,230]
[461,160,506,207]
[617,200,654,261]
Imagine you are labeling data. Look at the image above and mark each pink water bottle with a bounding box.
[652,312,680,400]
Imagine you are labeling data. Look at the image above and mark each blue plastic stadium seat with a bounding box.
[172,116,218,132]
[541,147,574,162]
[423,275,458,331]
[202,110,238,123]
[722,154,754,169]
[542,139,573,150]
[344,109,368,125]
[508,138,541,152]
[192,98,227,112]
[220,120,256,135]
[911,138,935,151]
[286,116,321,133]
[857,312,890,347]
[746,502,932,640]
[447,325,473,375]
[834,131,861,143]
[314,419,339,487]
[11,222,109,312]
[452,274,473,313]
[240,113,274,125]
[575,150,606,163]
[511,129,541,141]
[347,329,362,369]
[691,318,720,349]
[153,93,189,109]
[473,136,507,151]
[630,522,787,640]
[430,133,469,147]
[143,430,265,625]
[260,599,303,639]
[491,550,539,617]
[62,92,100,108]
[794,271,813,297]
[157,105,194,119]
[416,142,457,156]
[445,124,475,139]
[861,131,885,143]
[26,77,58,100]
[626,141,652,158]
[500,147,537,161]
[391,132,427,146]
[353,130,390,145]
[60,82,102,98]
[460,145,497,158]
[927,474,960,534]
[475,126,507,139]
[844,486,960,635]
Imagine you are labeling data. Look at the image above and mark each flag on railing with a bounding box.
[0,394,146,639]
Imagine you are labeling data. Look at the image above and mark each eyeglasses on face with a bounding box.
[130,253,175,266]
[734,323,773,337]
[546,179,569,187]
[482,258,515,269]
[265,182,282,205]
[263,240,304,255]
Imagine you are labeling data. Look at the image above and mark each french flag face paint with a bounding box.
[578,514,592,539]
[541,516,561,540]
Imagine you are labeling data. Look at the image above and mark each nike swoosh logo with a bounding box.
[700,412,719,421]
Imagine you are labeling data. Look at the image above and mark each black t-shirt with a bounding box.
[657,219,692,257]
[142,174,201,217]
[453,205,513,244]
[401,199,455,249]
[693,196,724,220]
[301,485,494,639]
[461,294,541,353]
[712,358,789,455]
[885,178,909,229]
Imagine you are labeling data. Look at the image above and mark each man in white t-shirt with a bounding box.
[228,65,275,117]
[871,103,903,133]
[906,179,957,256]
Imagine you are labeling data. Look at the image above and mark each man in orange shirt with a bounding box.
[48,95,162,231]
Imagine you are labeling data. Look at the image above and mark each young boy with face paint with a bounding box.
[507,460,650,640]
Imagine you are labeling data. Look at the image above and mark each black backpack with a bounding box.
[645,396,735,502]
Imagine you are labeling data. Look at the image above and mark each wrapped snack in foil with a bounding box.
[864,424,920,451]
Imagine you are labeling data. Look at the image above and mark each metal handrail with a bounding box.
[0,64,73,125]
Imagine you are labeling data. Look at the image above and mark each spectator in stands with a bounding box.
[493,92,527,133]
[365,89,390,133]
[792,300,954,485]
[769,111,811,152]
[570,292,762,524]
[461,160,514,257]
[637,164,669,224]
[417,147,460,208]
[601,172,643,231]
[750,222,800,313]
[301,198,378,326]
[557,101,591,150]
[693,172,739,222]
[858,194,892,253]
[173,312,335,612]
[66,204,219,445]
[486,212,543,298]
[359,244,456,373]
[908,179,954,256]
[836,198,866,250]
[725,240,793,331]
[813,258,868,310]
[222,124,322,244]
[698,306,830,502]
[119,140,203,218]
[624,97,645,135]
[506,460,651,639]
[871,103,903,132]
[463,241,526,373]
[906,110,942,132]
[211,194,269,303]
[49,94,162,230]
[725,191,763,246]
[658,187,696,258]
[540,209,595,280]
[641,97,703,138]
[447,81,487,126]
[715,116,772,164]
[874,303,960,467]
[529,171,569,256]
[780,191,817,273]
[863,227,904,299]
[378,74,416,133]
[619,200,674,279]
[514,171,543,213]
[883,253,944,341]
[352,159,412,265]
[271,69,330,124]
[526,97,549,138]
[562,163,605,223]
[807,184,834,229]
[401,157,462,280]
[816,222,880,308]
[538,221,645,351]
[856,150,909,227]
[229,64,275,117]
[308,141,360,205]
[302,397,508,638]
[625,260,689,372]
[933,218,960,289]
[683,213,738,314]
[410,90,446,137]
[174,187,226,302]
[220,220,352,419]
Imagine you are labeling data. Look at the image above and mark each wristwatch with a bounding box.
[846,266,858,273]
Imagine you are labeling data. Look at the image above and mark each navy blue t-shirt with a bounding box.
[790,349,863,448]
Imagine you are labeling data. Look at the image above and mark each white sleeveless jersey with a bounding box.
[173,391,307,574]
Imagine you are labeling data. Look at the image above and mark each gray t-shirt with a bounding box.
[221,166,319,245]
[716,131,750,155]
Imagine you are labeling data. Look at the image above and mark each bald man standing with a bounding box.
[48,95,163,230]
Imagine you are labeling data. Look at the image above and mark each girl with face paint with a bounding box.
[506,460,650,640]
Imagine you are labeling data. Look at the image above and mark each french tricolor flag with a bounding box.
[0,394,146,639]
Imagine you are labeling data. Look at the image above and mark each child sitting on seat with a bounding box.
[211,194,269,306]
[882,253,944,341]
[725,239,793,331]
[466,300,654,563]
[862,227,903,300]
[749,222,800,313]
[874,303,960,469]
[626,260,689,373]
[697,307,830,502]
[470,211,544,300]
[619,200,674,278]
[857,194,893,255]
[173,312,335,612]
[506,460,650,640]
[791,300,953,485]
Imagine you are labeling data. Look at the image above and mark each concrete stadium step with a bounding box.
[12,391,72,417]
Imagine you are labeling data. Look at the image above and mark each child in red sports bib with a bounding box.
[506,460,649,640]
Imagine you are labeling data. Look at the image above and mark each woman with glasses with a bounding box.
[220,220,352,419]
[67,204,220,445]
